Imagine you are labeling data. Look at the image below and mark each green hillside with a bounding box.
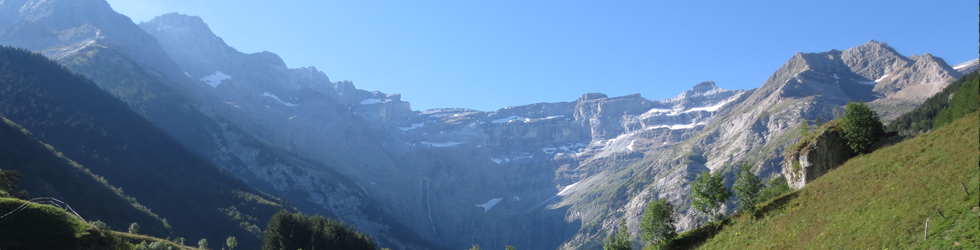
[0,198,96,249]
[0,115,171,236]
[0,46,287,247]
[0,197,205,250]
[688,113,978,249]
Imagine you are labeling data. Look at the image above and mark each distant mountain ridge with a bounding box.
[0,1,975,249]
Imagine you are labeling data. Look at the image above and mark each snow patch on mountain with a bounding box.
[200,71,231,88]
[476,198,503,212]
[399,123,425,131]
[492,115,528,124]
[261,92,298,107]
[557,181,581,196]
[420,141,464,147]
[646,122,707,130]
[953,58,978,70]
[361,98,391,105]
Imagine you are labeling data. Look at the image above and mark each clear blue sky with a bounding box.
[106,0,979,111]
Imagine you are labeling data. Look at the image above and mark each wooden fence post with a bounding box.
[924,217,930,241]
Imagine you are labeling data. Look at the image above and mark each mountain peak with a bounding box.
[141,13,221,43]
[841,40,909,80]
[692,80,717,90]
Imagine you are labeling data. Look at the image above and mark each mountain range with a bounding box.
[0,0,975,249]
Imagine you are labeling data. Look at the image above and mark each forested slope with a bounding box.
[0,46,285,248]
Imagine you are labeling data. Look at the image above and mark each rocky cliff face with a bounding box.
[782,123,853,189]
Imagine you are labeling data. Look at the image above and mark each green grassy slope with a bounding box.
[0,198,203,250]
[0,198,95,249]
[693,113,979,249]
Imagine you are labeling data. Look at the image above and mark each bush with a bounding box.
[841,102,883,154]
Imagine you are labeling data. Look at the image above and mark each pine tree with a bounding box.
[603,219,632,250]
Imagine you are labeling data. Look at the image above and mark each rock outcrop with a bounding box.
[782,123,854,189]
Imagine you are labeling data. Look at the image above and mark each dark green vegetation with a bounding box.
[0,46,285,247]
[840,102,884,154]
[262,211,377,250]
[933,70,979,128]
[675,113,979,249]
[888,70,979,134]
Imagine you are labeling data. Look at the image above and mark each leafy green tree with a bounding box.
[733,163,763,213]
[506,245,516,250]
[603,219,632,250]
[641,199,676,249]
[466,244,482,250]
[841,101,883,153]
[226,236,237,250]
[690,170,732,222]
[198,238,209,250]
[128,222,140,234]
